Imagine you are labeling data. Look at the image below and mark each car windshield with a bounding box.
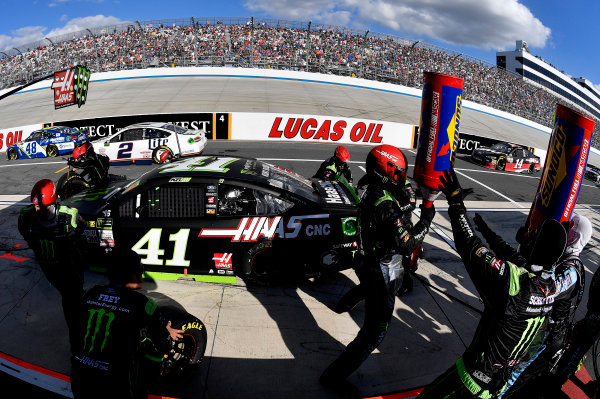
[162,124,189,134]
[490,143,512,154]
[261,162,316,200]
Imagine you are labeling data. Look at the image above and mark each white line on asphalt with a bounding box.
[454,169,526,208]
[0,161,64,168]
[359,166,366,172]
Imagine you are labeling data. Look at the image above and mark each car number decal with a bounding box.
[117,142,134,159]
[159,156,237,174]
[132,228,191,266]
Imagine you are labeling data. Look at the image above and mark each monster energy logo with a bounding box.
[509,316,545,361]
[83,308,115,354]
[39,239,55,260]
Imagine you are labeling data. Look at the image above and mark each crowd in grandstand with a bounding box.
[1,20,598,145]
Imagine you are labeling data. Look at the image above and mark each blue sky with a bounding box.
[1,0,598,89]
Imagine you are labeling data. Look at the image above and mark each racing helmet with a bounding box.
[73,142,93,160]
[519,218,567,271]
[31,179,57,206]
[334,146,351,164]
[365,144,407,185]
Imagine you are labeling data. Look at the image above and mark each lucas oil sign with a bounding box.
[51,66,90,109]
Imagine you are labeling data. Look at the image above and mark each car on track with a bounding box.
[6,126,89,160]
[585,164,600,184]
[64,155,359,284]
[470,142,541,173]
[92,122,207,165]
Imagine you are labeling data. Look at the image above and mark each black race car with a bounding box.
[65,155,359,284]
[584,164,600,184]
[471,142,541,173]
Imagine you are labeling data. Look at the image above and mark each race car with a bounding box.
[92,122,207,165]
[64,155,359,284]
[470,142,541,173]
[584,164,600,184]
[6,126,89,160]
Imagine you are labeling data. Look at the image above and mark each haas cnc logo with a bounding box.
[51,66,90,109]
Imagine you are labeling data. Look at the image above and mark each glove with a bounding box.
[438,169,463,205]
[473,213,492,235]
[419,203,435,227]
[515,225,528,244]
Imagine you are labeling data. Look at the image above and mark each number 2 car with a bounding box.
[64,155,359,284]
[92,122,207,165]
[470,142,541,173]
[6,126,89,160]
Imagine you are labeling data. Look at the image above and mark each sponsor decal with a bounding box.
[473,370,491,384]
[475,247,488,257]
[96,218,113,229]
[51,66,90,109]
[0,130,24,151]
[305,224,331,236]
[268,117,383,143]
[208,197,215,204]
[318,180,350,204]
[182,321,203,331]
[207,185,217,191]
[169,177,192,183]
[563,138,589,219]
[199,216,282,242]
[529,295,554,306]
[540,125,567,208]
[206,209,216,215]
[213,253,233,269]
[490,258,504,271]
[99,230,114,247]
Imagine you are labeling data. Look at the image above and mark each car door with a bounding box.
[144,128,172,155]
[20,131,44,158]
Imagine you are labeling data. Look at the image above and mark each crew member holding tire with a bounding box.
[68,142,110,186]
[70,248,184,399]
[320,145,435,393]
[313,145,353,183]
[18,179,85,350]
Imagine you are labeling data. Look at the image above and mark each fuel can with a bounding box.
[527,104,594,231]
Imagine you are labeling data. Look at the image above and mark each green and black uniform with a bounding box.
[418,203,556,399]
[322,182,432,382]
[313,155,353,183]
[69,151,110,186]
[71,284,168,399]
[18,204,84,347]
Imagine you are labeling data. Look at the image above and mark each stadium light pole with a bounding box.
[250,16,254,67]
[361,30,369,78]
[307,21,312,70]
[45,37,54,46]
[12,47,22,55]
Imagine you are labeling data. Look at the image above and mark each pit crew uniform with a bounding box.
[70,283,168,399]
[313,155,353,183]
[321,181,434,384]
[18,203,84,348]
[472,214,585,398]
[69,147,110,186]
[418,170,566,399]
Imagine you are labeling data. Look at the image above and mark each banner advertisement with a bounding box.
[44,113,230,141]
[0,124,41,153]
[51,66,91,109]
[231,112,415,148]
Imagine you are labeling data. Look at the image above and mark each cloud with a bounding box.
[1,15,128,51]
[244,0,551,51]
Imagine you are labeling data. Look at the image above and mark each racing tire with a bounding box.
[528,164,535,174]
[56,173,90,200]
[152,145,174,164]
[242,241,277,286]
[46,144,59,158]
[7,148,18,161]
[496,158,506,171]
[159,307,207,388]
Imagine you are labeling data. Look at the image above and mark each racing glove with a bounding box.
[473,213,492,236]
[419,203,435,228]
[438,169,465,206]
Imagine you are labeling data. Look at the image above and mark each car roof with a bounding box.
[122,122,174,129]
[135,155,319,201]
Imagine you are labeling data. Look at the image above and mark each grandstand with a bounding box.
[0,16,598,148]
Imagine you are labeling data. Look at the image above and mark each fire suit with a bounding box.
[70,283,169,399]
[321,182,433,383]
[418,204,557,398]
[313,156,353,183]
[69,151,110,186]
[473,215,584,398]
[18,204,84,348]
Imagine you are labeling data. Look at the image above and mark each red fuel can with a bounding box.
[527,104,594,231]
[413,72,464,202]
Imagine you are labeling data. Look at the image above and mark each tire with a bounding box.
[528,164,535,174]
[7,147,18,160]
[242,241,278,285]
[46,144,59,158]
[159,307,207,387]
[56,173,90,200]
[496,158,506,171]
[152,145,174,164]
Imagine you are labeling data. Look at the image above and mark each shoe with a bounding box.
[396,274,414,297]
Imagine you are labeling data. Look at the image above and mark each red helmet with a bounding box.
[334,146,350,163]
[73,142,93,160]
[366,144,407,185]
[31,179,57,206]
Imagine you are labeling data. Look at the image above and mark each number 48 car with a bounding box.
[471,142,541,173]
[92,122,207,165]
[6,126,89,160]
[65,155,359,285]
